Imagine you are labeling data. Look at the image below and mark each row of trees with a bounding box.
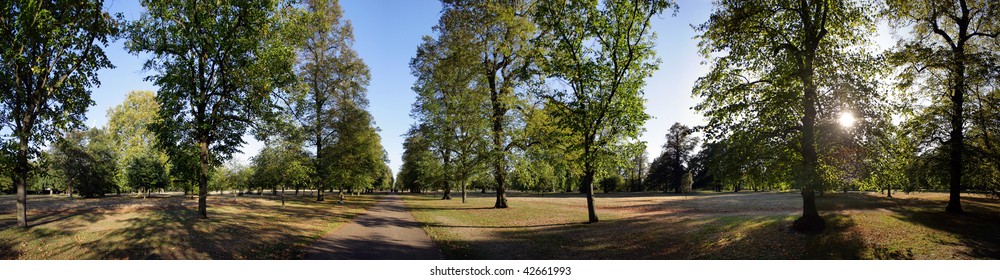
[1,0,388,228]
[400,0,677,223]
[399,0,999,232]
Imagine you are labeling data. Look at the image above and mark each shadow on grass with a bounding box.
[415,192,1000,259]
[2,196,375,259]
[427,212,868,259]
[0,236,20,259]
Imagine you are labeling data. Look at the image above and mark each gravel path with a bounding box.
[303,195,443,260]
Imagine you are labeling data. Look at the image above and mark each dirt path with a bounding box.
[303,195,443,260]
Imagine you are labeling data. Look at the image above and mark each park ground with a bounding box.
[405,191,1000,259]
[2,190,999,259]
[0,193,375,259]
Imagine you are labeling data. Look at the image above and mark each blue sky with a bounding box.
[89,0,891,174]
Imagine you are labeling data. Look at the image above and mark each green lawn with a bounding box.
[404,191,1000,259]
[0,194,377,259]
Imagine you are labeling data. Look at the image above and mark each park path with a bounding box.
[303,195,444,260]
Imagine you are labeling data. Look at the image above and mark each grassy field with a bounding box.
[0,193,377,259]
[404,191,1000,259]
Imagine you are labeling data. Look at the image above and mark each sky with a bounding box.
[88,0,895,175]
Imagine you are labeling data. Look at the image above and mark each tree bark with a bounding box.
[946,50,965,214]
[792,52,825,232]
[583,163,598,223]
[198,140,210,219]
[489,76,509,209]
[14,134,29,228]
[461,180,467,203]
[441,179,452,200]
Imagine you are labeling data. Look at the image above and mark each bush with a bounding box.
[599,174,624,193]
[127,155,168,195]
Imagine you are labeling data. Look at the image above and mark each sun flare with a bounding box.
[838,111,856,128]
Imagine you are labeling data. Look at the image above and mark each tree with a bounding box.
[885,0,1000,213]
[53,129,119,198]
[126,154,168,198]
[400,124,442,193]
[326,94,386,197]
[410,28,490,202]
[599,174,624,193]
[0,0,120,227]
[128,0,296,219]
[535,0,675,223]
[650,123,698,193]
[285,0,371,201]
[432,0,538,208]
[693,0,879,232]
[251,138,312,207]
[107,90,169,194]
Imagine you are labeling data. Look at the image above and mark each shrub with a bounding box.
[599,174,624,193]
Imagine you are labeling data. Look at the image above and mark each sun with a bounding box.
[838,111,856,128]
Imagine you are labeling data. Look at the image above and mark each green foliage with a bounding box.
[283,0,373,198]
[210,163,252,194]
[251,140,313,194]
[1,0,121,226]
[128,0,296,217]
[648,123,698,193]
[428,0,539,207]
[400,124,443,193]
[107,90,170,192]
[694,0,883,230]
[126,155,168,195]
[53,129,119,198]
[536,0,675,222]
[598,174,624,193]
[885,0,1000,208]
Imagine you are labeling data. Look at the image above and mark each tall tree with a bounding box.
[655,123,699,193]
[400,124,442,194]
[52,128,119,198]
[433,0,538,208]
[107,90,169,194]
[0,0,120,227]
[885,0,999,213]
[128,0,296,219]
[410,29,490,202]
[326,98,387,197]
[285,0,370,201]
[536,0,674,223]
[694,0,878,232]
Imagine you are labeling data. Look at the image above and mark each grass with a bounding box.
[404,191,1000,259]
[0,193,378,259]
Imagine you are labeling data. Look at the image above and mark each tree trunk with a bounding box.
[489,78,509,209]
[792,54,825,232]
[441,180,452,200]
[198,141,210,219]
[583,164,598,223]
[461,180,467,203]
[281,184,285,208]
[14,134,29,228]
[946,51,966,214]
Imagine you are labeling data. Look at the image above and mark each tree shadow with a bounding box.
[423,211,868,259]
[413,192,1000,259]
[1,196,375,259]
[0,238,19,259]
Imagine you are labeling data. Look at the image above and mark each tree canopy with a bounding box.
[128,0,296,218]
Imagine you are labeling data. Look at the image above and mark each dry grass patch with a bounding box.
[404,191,1000,259]
[0,194,378,259]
